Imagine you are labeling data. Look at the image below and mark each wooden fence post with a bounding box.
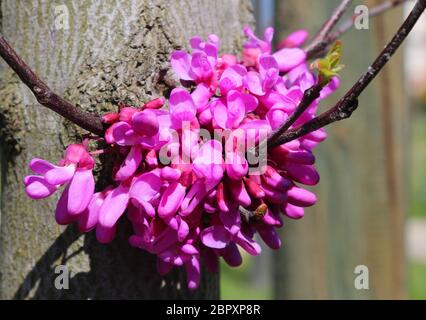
[273,0,408,299]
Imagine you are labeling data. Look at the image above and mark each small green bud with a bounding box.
[311,41,344,86]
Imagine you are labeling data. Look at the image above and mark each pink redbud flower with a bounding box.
[24,26,342,290]
[277,29,309,49]
[25,143,95,224]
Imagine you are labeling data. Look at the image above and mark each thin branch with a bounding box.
[271,0,426,148]
[304,0,353,54]
[0,36,105,135]
[238,204,267,224]
[267,84,323,147]
[0,0,420,143]
[306,0,409,60]
[331,0,409,40]
[239,206,254,224]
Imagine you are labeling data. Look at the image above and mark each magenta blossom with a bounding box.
[23,26,340,290]
[24,143,95,224]
[242,26,306,72]
[171,34,219,90]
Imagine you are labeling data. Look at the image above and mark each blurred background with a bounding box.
[221,0,426,299]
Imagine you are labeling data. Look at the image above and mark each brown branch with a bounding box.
[238,204,267,224]
[0,36,105,136]
[331,0,409,40]
[271,0,426,148]
[304,0,353,54]
[306,0,409,60]
[267,84,323,147]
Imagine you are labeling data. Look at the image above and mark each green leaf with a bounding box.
[311,41,344,85]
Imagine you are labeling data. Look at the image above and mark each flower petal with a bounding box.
[99,184,130,228]
[29,158,55,174]
[212,100,228,129]
[115,145,143,181]
[245,71,264,96]
[273,48,306,72]
[259,55,279,77]
[132,110,159,137]
[169,88,196,128]
[219,64,247,94]
[24,176,57,200]
[258,225,281,249]
[320,76,340,99]
[177,218,190,242]
[241,92,258,113]
[161,167,181,182]
[200,225,231,249]
[78,192,104,232]
[278,29,309,49]
[285,163,320,185]
[287,185,317,207]
[189,52,213,81]
[191,83,211,112]
[283,202,305,219]
[45,164,76,185]
[185,256,201,290]
[171,50,192,80]
[96,224,117,244]
[228,179,251,207]
[55,185,75,225]
[151,228,178,254]
[266,106,288,130]
[182,243,199,255]
[112,121,140,146]
[225,151,248,180]
[220,209,240,235]
[235,231,261,255]
[192,139,224,189]
[129,170,161,203]
[67,169,95,215]
[222,242,242,267]
[180,180,207,216]
[226,90,246,128]
[158,182,186,219]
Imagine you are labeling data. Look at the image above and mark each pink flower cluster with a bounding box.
[24,27,339,289]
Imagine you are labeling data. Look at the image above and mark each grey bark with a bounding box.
[0,0,253,299]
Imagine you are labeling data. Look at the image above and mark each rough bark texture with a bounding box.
[0,0,254,299]
[273,0,407,299]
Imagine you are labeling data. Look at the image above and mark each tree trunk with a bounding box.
[0,0,253,299]
[273,0,407,299]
